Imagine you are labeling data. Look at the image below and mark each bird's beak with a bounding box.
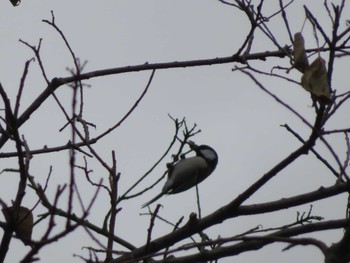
[179,141,197,158]
[187,141,198,150]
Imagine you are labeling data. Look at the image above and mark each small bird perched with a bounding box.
[142,142,218,208]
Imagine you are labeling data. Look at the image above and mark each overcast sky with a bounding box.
[1,1,349,262]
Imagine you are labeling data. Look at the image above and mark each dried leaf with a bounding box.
[2,206,33,245]
[293,33,309,73]
[301,57,331,104]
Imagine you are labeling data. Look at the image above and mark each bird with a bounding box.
[142,143,218,208]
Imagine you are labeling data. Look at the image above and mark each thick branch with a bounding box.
[157,219,349,263]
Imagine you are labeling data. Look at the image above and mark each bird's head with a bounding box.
[188,142,218,168]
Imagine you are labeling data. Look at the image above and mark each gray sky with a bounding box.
[1,1,349,262]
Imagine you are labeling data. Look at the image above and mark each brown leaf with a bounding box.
[293,33,309,73]
[2,206,33,244]
[301,57,331,104]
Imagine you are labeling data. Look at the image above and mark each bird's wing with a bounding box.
[163,156,208,194]
[142,157,210,208]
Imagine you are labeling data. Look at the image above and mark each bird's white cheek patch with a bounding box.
[200,149,217,161]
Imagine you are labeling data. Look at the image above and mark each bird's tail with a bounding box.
[141,192,165,208]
